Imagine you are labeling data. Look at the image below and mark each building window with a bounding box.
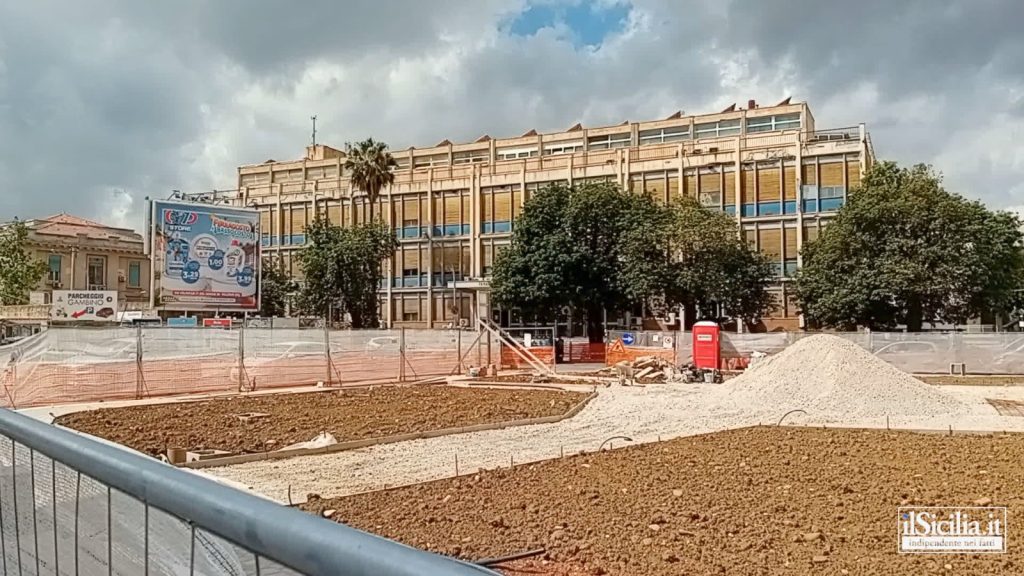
[453,150,489,164]
[587,133,632,150]
[745,113,802,133]
[694,119,741,138]
[639,125,690,145]
[543,142,583,156]
[128,261,142,288]
[413,154,448,168]
[699,191,722,207]
[497,148,538,161]
[87,256,106,290]
[48,255,61,284]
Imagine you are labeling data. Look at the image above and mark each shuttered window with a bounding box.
[758,164,781,202]
[820,161,844,187]
[847,161,861,189]
[801,163,817,186]
[784,227,798,260]
[759,228,782,259]
[645,172,667,200]
[683,172,697,197]
[723,169,736,205]
[783,165,797,201]
[741,167,756,204]
[444,196,460,224]
[494,190,512,221]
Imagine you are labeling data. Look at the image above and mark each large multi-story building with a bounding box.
[24,214,151,305]
[235,98,873,331]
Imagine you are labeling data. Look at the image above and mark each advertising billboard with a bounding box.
[51,291,119,322]
[152,201,260,311]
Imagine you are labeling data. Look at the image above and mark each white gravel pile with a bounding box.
[716,334,970,418]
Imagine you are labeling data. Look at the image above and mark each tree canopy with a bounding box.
[297,218,397,328]
[344,138,397,221]
[490,181,776,341]
[0,221,47,306]
[795,161,1024,331]
[258,255,298,317]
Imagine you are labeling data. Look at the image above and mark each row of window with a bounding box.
[46,254,143,288]
[250,115,808,181]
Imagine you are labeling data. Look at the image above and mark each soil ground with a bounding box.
[55,386,587,456]
[302,426,1024,576]
[920,375,1024,386]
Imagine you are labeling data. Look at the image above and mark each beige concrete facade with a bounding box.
[25,214,151,306]
[233,99,874,331]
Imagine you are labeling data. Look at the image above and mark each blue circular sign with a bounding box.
[181,260,201,284]
[208,249,225,271]
[235,265,254,287]
[621,332,635,346]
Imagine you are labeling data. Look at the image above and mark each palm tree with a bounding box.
[344,138,397,223]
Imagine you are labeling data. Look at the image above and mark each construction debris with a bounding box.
[595,356,724,384]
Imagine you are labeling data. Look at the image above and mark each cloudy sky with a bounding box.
[0,0,1021,230]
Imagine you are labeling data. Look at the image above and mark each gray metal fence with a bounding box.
[0,407,500,576]
[610,330,1024,374]
[0,327,498,408]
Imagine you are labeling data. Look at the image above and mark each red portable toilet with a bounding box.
[692,321,721,370]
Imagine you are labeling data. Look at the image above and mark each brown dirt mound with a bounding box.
[303,426,1024,575]
[56,386,587,456]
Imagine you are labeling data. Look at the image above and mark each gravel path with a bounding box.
[205,382,1024,503]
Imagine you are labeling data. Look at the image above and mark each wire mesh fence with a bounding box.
[0,407,500,575]
[0,327,499,409]
[608,329,1024,375]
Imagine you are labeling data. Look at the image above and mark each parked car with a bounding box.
[230,341,329,387]
[873,341,948,374]
[365,336,400,354]
[990,338,1024,374]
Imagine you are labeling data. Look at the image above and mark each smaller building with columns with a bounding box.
[234,98,874,331]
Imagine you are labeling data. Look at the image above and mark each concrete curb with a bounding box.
[184,390,598,470]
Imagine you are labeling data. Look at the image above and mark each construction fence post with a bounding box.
[238,321,246,392]
[323,318,332,387]
[135,324,144,399]
[456,328,462,374]
[552,326,557,367]
[485,322,492,368]
[399,327,406,382]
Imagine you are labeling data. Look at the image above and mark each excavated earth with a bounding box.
[302,426,1024,576]
[55,386,586,456]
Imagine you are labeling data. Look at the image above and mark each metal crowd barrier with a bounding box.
[0,408,500,576]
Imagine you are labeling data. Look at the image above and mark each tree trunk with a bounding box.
[682,300,698,331]
[350,308,365,329]
[906,297,924,332]
[586,305,604,344]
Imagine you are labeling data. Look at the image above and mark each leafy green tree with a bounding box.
[344,138,397,222]
[491,182,636,343]
[0,220,47,305]
[664,196,776,326]
[491,182,775,340]
[297,218,397,328]
[258,255,298,317]
[619,195,776,328]
[796,161,1024,331]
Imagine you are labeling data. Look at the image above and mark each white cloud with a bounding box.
[0,0,1022,231]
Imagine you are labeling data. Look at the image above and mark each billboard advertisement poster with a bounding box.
[152,201,260,311]
[51,291,119,321]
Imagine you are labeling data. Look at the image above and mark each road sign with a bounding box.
[621,332,635,346]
